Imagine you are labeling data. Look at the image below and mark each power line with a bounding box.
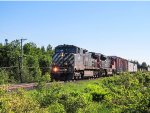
[0,66,51,69]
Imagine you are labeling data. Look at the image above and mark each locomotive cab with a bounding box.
[55,45,80,54]
[51,45,81,81]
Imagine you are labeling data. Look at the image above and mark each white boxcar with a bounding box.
[128,62,137,72]
[148,67,150,71]
[133,63,137,72]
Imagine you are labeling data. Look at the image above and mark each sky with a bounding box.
[0,1,150,64]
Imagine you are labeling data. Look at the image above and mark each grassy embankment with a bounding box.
[0,72,150,113]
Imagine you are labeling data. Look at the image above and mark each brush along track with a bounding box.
[0,75,109,92]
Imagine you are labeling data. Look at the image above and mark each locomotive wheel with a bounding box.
[112,70,116,75]
[74,76,77,80]
[104,69,108,77]
[81,73,84,79]
[98,72,102,77]
[64,73,74,82]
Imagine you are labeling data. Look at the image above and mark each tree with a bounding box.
[0,40,21,82]
[0,43,2,47]
[23,42,37,55]
[41,46,45,54]
[24,55,41,82]
[0,40,53,83]
[39,55,51,75]
[47,44,52,51]
[141,62,147,68]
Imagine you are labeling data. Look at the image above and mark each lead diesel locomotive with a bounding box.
[51,44,134,81]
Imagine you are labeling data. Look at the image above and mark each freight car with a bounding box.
[109,56,128,74]
[147,66,150,71]
[128,61,137,73]
[51,44,115,81]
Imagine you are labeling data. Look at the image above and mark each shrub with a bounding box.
[36,82,62,107]
[0,89,39,113]
[84,84,107,102]
[59,94,87,113]
[47,102,65,113]
[0,69,9,85]
[42,72,51,83]
[91,92,105,102]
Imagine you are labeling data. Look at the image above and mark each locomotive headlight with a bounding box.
[61,52,64,57]
[53,67,58,72]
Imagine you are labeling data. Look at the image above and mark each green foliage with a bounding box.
[0,40,53,83]
[0,89,39,113]
[0,70,150,112]
[43,72,51,82]
[101,72,150,113]
[0,69,9,85]
[84,84,107,102]
[39,55,51,75]
[47,102,65,113]
[36,73,51,90]
[59,93,87,113]
[78,102,111,113]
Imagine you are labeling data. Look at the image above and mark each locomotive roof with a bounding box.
[55,44,87,51]
[109,56,128,61]
[56,44,78,48]
[89,52,106,57]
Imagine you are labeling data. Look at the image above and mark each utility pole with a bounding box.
[19,38,27,83]
[20,38,27,69]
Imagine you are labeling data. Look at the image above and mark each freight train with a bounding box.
[51,44,144,81]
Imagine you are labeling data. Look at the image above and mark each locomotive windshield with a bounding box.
[55,46,77,53]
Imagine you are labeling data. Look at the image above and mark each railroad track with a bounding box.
[9,83,37,90]
[0,81,66,91]
[0,83,37,91]
[0,76,105,92]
